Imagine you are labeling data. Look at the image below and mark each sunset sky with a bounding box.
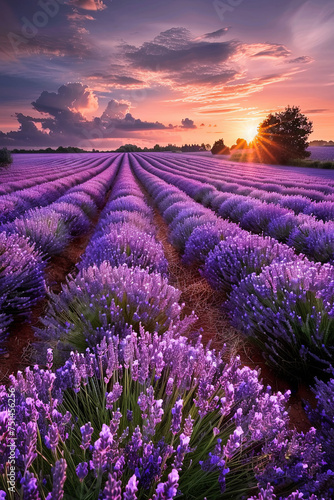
[0,0,333,150]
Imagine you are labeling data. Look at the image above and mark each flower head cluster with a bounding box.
[204,234,298,293]
[1,326,306,499]
[227,259,334,378]
[0,231,45,322]
[35,261,194,365]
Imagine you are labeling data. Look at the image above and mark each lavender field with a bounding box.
[0,153,334,499]
[308,146,334,161]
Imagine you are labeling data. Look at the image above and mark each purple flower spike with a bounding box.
[20,472,41,500]
[153,469,179,500]
[46,348,53,370]
[102,472,122,500]
[247,483,276,500]
[170,399,183,435]
[106,382,123,409]
[223,426,244,459]
[123,474,138,500]
[46,458,67,500]
[80,422,94,450]
[45,423,59,453]
[76,462,89,482]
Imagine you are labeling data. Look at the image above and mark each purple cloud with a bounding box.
[0,83,176,147]
[181,118,196,129]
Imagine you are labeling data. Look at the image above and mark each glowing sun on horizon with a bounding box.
[244,123,259,143]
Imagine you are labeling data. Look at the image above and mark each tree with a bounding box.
[255,106,313,164]
[211,139,230,155]
[0,148,13,167]
[230,138,248,150]
[116,144,141,152]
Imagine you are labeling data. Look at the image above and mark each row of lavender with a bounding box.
[147,153,334,215]
[148,153,334,195]
[1,155,329,499]
[0,155,122,352]
[0,155,119,224]
[134,154,334,265]
[0,154,116,195]
[147,153,334,220]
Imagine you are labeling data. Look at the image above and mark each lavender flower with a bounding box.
[10,208,71,256]
[123,474,138,500]
[0,231,45,316]
[102,472,122,500]
[76,462,89,482]
[20,471,41,500]
[46,458,67,500]
[153,469,179,500]
[106,382,123,409]
[182,220,240,266]
[79,224,168,275]
[170,399,183,435]
[241,204,291,234]
[34,262,194,365]
[80,422,94,450]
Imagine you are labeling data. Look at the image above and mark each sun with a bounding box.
[244,123,259,143]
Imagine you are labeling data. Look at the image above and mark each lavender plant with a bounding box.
[34,262,194,365]
[203,234,299,294]
[50,202,91,236]
[105,196,152,217]
[241,205,291,234]
[10,208,71,256]
[305,376,334,472]
[78,223,168,275]
[267,214,299,243]
[0,231,45,316]
[162,202,194,224]
[182,220,241,267]
[58,192,98,217]
[218,196,260,223]
[170,215,217,252]
[304,201,334,222]
[287,220,334,263]
[278,195,312,214]
[227,260,334,379]
[1,330,314,499]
